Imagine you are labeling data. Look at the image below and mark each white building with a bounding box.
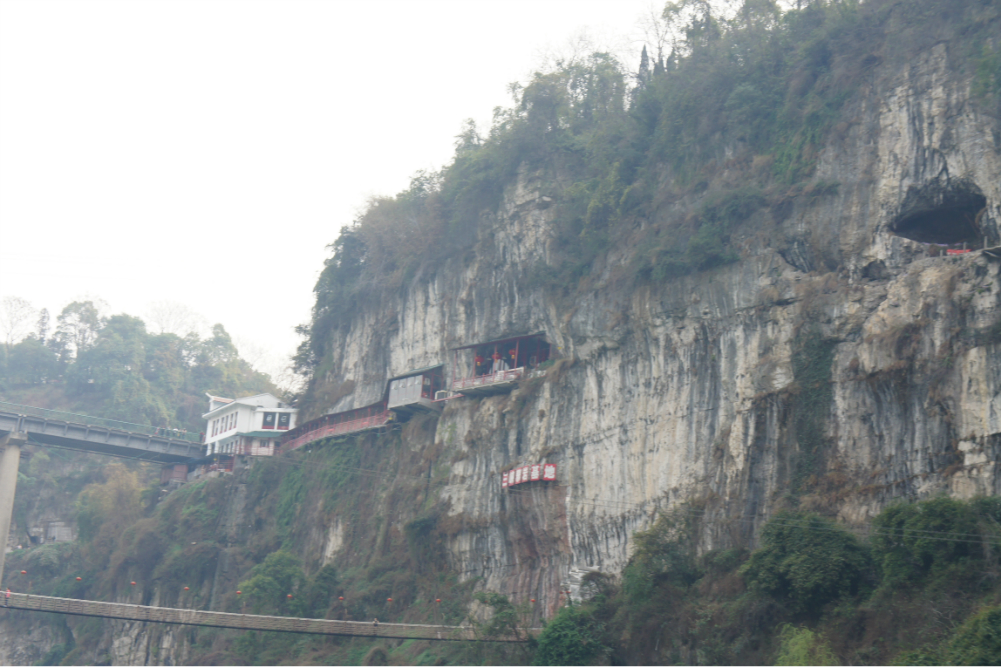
[202,393,297,457]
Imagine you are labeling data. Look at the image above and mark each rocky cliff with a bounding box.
[2,3,999,664]
[310,40,999,618]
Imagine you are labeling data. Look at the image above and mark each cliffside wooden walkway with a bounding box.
[3,593,535,642]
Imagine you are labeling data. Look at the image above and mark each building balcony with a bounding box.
[451,368,524,397]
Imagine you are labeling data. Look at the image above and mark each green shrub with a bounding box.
[892,606,1001,666]
[22,542,69,576]
[621,510,700,602]
[871,496,999,586]
[943,606,1001,666]
[297,564,340,619]
[152,543,220,599]
[458,592,536,665]
[533,605,611,666]
[237,550,307,615]
[774,624,839,666]
[740,512,870,612]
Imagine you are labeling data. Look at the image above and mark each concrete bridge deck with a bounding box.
[1,404,205,587]
[0,401,203,462]
[2,593,535,642]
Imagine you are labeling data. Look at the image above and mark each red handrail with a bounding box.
[282,410,391,452]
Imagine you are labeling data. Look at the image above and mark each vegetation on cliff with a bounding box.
[2,1,999,665]
[293,0,999,390]
[532,497,999,665]
[5,455,996,666]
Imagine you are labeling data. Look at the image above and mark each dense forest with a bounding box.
[2,0,999,665]
[0,299,277,433]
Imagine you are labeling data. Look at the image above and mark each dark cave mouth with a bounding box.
[890,192,986,245]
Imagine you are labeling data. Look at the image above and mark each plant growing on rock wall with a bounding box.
[237,550,307,615]
[74,462,144,569]
[891,606,1001,666]
[740,511,871,614]
[789,329,837,492]
[533,604,613,666]
[622,509,701,601]
[462,592,537,665]
[774,624,839,666]
[870,495,1000,587]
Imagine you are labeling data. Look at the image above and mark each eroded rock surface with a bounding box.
[313,39,999,618]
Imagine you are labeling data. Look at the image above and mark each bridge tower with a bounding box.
[0,431,27,590]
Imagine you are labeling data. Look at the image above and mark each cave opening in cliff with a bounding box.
[890,183,987,245]
[450,333,551,396]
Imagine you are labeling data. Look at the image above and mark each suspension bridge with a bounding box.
[2,593,536,642]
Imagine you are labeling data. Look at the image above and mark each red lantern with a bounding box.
[531,599,536,603]
[20,570,26,575]
[287,594,293,599]
[338,596,344,601]
[76,577,82,581]
[435,599,441,603]
[236,591,242,595]
[184,586,189,591]
[131,581,136,586]
[387,598,393,602]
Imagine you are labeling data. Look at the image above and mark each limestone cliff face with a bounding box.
[2,30,998,667]
[314,41,1000,616]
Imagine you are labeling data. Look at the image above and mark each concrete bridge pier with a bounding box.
[0,431,27,591]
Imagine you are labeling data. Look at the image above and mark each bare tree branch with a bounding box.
[145,300,209,338]
[0,296,37,347]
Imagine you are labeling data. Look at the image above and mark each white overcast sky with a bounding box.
[0,0,665,382]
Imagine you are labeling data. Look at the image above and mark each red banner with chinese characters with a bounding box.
[501,462,557,487]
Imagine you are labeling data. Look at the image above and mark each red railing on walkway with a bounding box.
[281,411,392,452]
[451,368,524,392]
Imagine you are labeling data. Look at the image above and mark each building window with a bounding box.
[262,412,276,429]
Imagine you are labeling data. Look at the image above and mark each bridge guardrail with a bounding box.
[0,401,202,443]
[3,592,536,642]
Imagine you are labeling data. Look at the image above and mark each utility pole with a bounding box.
[0,431,27,591]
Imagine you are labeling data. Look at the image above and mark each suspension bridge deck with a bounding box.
[2,593,535,642]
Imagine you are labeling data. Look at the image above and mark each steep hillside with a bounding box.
[295,0,999,612]
[2,0,999,664]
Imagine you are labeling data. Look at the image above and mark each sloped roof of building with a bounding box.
[451,332,546,351]
[202,392,291,419]
[387,364,443,382]
[232,393,284,408]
